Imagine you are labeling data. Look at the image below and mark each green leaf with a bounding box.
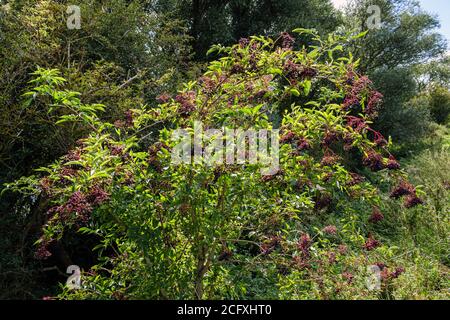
[308,48,320,59]
[303,80,312,96]
[292,28,317,35]
[352,30,368,39]
[267,67,283,75]
[289,88,300,96]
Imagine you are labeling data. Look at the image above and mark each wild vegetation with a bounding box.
[0,0,449,300]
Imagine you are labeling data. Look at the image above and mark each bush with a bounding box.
[428,85,450,124]
[4,30,437,300]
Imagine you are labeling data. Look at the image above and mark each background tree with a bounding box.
[414,57,450,124]
[0,0,193,298]
[172,0,341,60]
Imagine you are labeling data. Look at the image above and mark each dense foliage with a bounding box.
[0,0,449,300]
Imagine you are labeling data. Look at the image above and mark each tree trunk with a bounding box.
[194,245,208,299]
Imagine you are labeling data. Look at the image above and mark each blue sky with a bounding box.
[331,0,450,47]
[417,0,450,46]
